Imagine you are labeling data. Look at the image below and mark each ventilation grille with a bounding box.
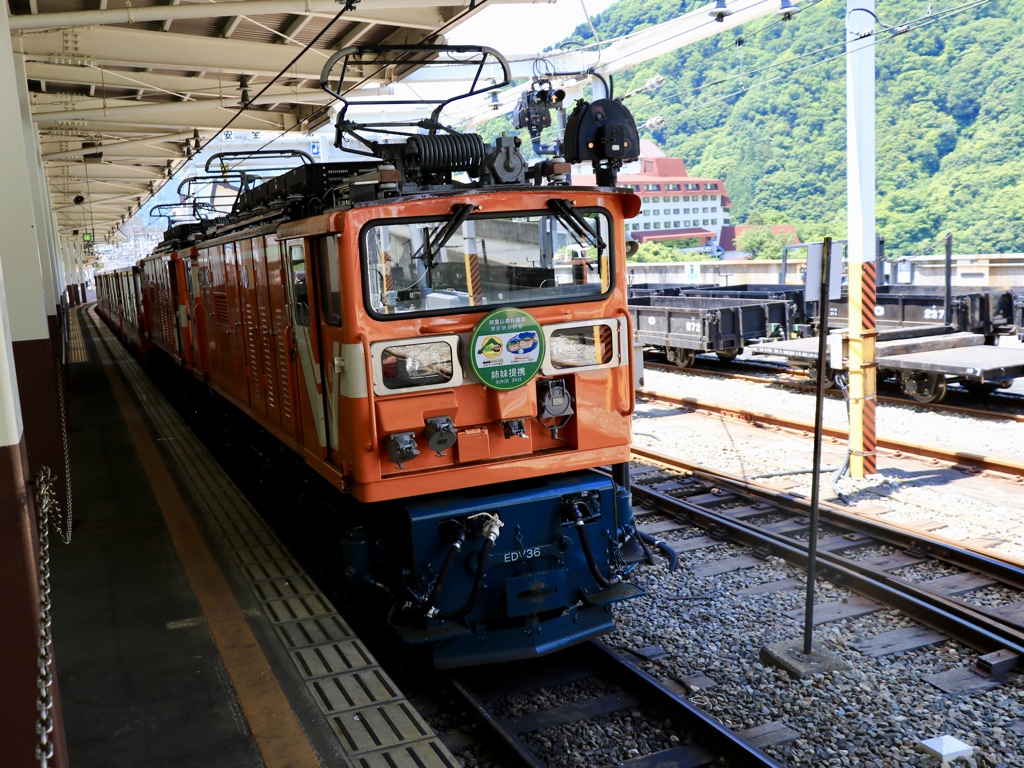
[213,292,230,325]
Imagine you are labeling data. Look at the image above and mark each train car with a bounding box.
[137,222,207,370]
[95,265,146,357]
[98,46,654,668]
[629,293,791,365]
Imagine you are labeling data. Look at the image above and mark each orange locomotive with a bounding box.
[98,46,660,667]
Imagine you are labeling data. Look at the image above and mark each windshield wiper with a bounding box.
[422,203,475,269]
[547,198,606,253]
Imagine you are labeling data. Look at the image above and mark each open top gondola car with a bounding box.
[98,45,656,668]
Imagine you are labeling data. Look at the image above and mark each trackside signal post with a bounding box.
[846,0,878,477]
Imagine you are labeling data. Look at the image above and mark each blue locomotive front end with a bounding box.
[392,471,642,668]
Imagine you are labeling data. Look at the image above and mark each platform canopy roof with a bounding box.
[6,0,538,240]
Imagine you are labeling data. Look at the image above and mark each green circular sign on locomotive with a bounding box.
[469,307,545,391]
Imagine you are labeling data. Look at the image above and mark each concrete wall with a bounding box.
[904,254,1024,288]
[626,254,1024,288]
[627,259,807,287]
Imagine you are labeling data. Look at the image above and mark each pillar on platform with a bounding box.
[0,10,69,768]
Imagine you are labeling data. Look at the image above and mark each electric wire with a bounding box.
[447,0,832,128]
[595,0,841,79]
[648,0,994,116]
[578,0,604,67]
[154,0,993,227]
[194,5,353,158]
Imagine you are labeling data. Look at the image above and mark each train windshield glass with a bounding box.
[362,209,612,317]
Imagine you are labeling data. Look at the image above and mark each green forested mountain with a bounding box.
[551,0,1024,255]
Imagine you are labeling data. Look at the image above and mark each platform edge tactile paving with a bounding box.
[291,638,377,679]
[306,667,401,713]
[352,740,462,768]
[85,308,457,766]
[274,616,355,650]
[250,574,320,602]
[328,700,434,755]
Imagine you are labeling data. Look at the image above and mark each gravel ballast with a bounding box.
[617,364,1024,766]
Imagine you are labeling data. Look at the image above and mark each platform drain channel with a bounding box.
[85,309,457,768]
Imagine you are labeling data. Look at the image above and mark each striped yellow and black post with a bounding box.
[860,260,878,475]
[464,251,482,306]
[597,323,614,365]
[383,251,394,294]
[847,253,878,478]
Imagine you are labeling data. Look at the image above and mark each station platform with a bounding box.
[52,304,457,768]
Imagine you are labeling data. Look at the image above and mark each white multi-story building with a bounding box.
[573,142,731,250]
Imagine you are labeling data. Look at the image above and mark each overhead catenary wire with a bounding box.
[194,3,355,158]
[596,0,828,78]
[446,0,832,129]
[646,0,994,118]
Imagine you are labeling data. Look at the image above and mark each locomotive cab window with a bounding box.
[286,243,310,327]
[362,208,613,318]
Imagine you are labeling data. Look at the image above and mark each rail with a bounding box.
[449,640,781,767]
[636,387,1024,479]
[626,449,1024,660]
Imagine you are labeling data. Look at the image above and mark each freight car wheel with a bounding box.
[667,348,696,368]
[809,366,836,389]
[715,350,739,363]
[962,380,999,397]
[906,374,947,404]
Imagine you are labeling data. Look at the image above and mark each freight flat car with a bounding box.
[751,324,1024,402]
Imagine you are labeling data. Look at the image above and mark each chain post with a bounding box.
[54,359,73,544]
[32,465,69,767]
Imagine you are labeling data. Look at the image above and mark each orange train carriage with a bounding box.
[96,45,671,667]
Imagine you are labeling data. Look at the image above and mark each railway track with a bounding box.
[626,448,1024,667]
[644,359,1024,420]
[447,640,781,767]
[636,386,1024,480]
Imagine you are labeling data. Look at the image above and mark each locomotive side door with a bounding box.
[209,243,233,387]
[193,248,215,378]
[259,235,287,430]
[240,238,267,416]
[283,239,329,457]
[223,241,249,403]
[313,234,343,461]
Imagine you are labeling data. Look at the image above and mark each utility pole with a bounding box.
[846,0,878,477]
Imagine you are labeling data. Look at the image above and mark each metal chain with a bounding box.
[53,364,72,545]
[32,467,59,767]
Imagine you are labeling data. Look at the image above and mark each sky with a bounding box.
[446,0,618,54]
